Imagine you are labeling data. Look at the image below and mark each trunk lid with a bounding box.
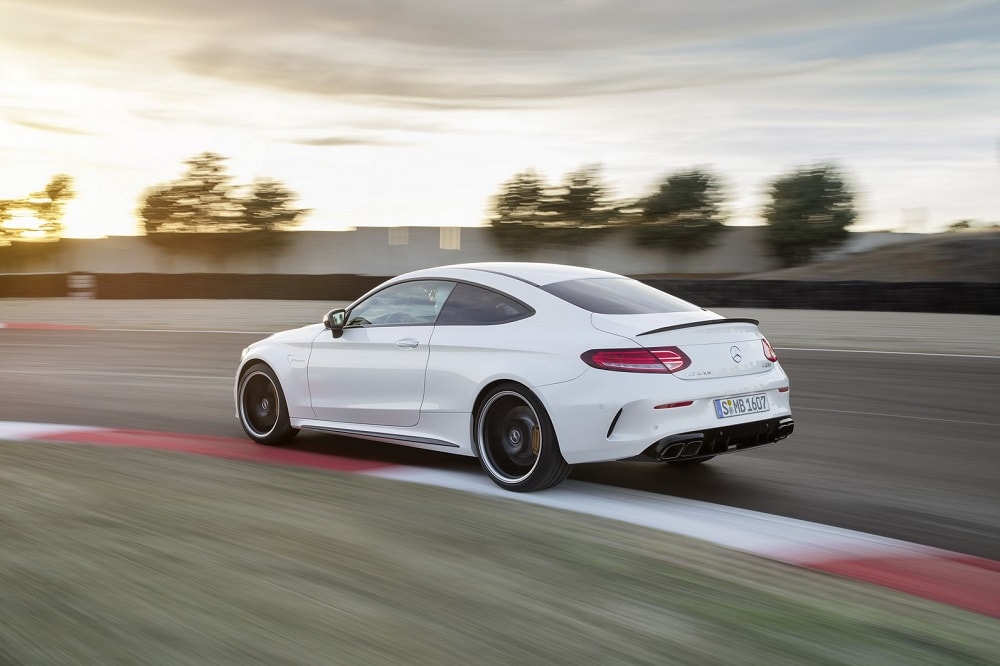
[590,312,774,380]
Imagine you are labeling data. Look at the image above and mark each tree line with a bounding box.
[138,153,308,254]
[0,153,309,259]
[489,163,856,267]
[3,152,859,268]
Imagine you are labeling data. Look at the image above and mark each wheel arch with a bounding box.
[473,377,532,413]
[470,377,565,458]
[237,354,273,380]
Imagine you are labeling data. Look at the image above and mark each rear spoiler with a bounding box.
[637,317,760,337]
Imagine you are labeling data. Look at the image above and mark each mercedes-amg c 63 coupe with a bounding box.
[236,262,793,491]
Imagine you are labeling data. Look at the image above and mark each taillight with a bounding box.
[762,337,778,362]
[581,346,691,373]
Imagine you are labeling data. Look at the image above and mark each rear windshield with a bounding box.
[541,278,702,315]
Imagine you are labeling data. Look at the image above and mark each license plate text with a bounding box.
[714,393,769,419]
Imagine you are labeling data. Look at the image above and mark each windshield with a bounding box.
[541,278,702,315]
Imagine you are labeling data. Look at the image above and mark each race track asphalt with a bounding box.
[1,299,998,560]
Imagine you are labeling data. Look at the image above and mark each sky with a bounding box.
[1,0,998,238]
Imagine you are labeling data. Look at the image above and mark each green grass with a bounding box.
[1,441,997,665]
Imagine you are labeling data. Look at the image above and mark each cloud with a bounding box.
[6,0,997,112]
[176,40,846,110]
[12,0,988,52]
[7,117,95,135]
[289,135,401,147]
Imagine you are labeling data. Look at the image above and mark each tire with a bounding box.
[666,456,715,466]
[473,383,571,492]
[237,362,298,445]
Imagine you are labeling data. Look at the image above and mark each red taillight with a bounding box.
[762,338,778,362]
[581,347,691,374]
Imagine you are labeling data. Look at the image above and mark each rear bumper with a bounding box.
[536,364,793,464]
[623,416,794,463]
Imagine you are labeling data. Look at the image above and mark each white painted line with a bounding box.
[0,369,229,381]
[778,347,1000,359]
[100,328,275,335]
[0,343,86,348]
[0,325,273,334]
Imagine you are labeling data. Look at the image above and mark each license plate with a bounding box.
[714,393,769,419]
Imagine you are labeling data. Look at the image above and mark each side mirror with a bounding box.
[323,308,347,338]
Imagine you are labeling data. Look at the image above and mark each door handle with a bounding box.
[396,338,420,349]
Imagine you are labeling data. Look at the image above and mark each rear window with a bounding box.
[542,278,702,315]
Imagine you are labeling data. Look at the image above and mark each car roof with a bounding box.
[438,262,621,286]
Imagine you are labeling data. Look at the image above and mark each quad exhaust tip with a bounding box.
[637,416,795,464]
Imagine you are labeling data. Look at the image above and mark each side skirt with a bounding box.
[299,424,461,450]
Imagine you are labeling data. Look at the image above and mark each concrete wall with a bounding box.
[0,226,915,277]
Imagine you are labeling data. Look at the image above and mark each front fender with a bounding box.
[236,324,326,420]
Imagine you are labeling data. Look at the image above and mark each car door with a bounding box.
[307,280,454,427]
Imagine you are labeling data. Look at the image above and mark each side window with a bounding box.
[346,280,455,327]
[436,283,533,325]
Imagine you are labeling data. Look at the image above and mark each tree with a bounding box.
[32,174,75,239]
[632,169,726,253]
[243,179,308,232]
[140,153,245,235]
[762,163,856,267]
[138,153,308,252]
[0,174,75,246]
[489,170,546,251]
[488,165,616,251]
[541,164,616,243]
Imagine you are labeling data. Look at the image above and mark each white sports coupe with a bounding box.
[236,262,793,491]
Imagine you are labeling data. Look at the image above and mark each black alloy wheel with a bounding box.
[238,363,298,445]
[474,383,570,492]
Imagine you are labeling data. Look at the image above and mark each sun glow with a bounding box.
[1,1,997,242]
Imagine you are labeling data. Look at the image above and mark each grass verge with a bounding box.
[1,441,997,665]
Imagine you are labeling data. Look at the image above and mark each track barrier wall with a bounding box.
[0,273,997,315]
